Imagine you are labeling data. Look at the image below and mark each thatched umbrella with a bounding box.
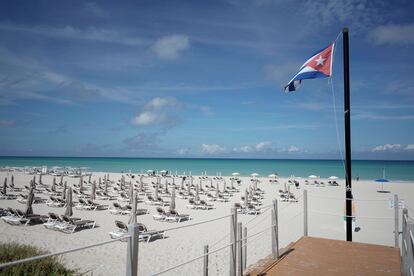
[25,187,34,215]
[62,181,67,200]
[128,191,138,224]
[129,181,134,205]
[64,187,73,217]
[3,178,7,194]
[170,187,176,212]
[91,181,96,201]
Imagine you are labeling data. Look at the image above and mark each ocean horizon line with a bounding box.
[1,155,413,162]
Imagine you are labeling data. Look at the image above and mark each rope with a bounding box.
[156,214,232,233]
[151,242,232,275]
[309,209,393,220]
[308,195,390,202]
[0,236,129,269]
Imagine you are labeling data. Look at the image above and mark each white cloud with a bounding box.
[369,23,414,46]
[132,97,180,127]
[177,148,190,155]
[151,35,190,60]
[232,146,253,153]
[372,144,402,152]
[287,145,300,152]
[405,144,414,151]
[255,141,272,151]
[201,144,226,154]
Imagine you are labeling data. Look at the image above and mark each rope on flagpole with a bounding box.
[329,31,347,177]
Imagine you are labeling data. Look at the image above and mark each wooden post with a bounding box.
[230,208,237,276]
[126,223,139,276]
[243,227,247,271]
[203,245,209,276]
[394,194,399,248]
[304,189,308,236]
[237,222,243,276]
[402,208,408,275]
[271,199,279,259]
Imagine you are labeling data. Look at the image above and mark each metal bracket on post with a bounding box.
[394,194,399,248]
[126,223,139,276]
[243,227,247,272]
[271,199,279,259]
[230,208,237,276]
[304,189,308,236]
[203,245,209,276]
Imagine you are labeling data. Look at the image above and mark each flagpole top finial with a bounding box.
[342,27,349,33]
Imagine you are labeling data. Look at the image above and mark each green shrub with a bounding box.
[0,242,75,275]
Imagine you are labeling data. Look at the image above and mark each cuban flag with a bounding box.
[285,43,334,92]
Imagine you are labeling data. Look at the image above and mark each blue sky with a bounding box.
[0,0,413,160]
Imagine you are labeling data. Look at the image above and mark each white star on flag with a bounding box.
[315,55,326,66]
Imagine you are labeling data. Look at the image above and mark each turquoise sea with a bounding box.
[0,157,414,181]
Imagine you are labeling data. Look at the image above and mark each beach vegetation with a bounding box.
[0,242,75,275]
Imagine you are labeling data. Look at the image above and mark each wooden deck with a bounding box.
[246,236,401,276]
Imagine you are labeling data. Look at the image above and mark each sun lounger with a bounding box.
[0,191,17,200]
[86,199,109,210]
[164,210,190,223]
[1,209,47,226]
[46,196,65,207]
[153,207,167,221]
[43,212,66,230]
[109,221,165,243]
[56,215,96,233]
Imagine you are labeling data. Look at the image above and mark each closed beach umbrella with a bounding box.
[91,181,96,201]
[181,177,184,190]
[140,178,144,192]
[51,177,56,192]
[128,192,138,224]
[88,174,91,183]
[187,180,191,194]
[245,189,249,208]
[62,181,67,200]
[39,173,43,185]
[32,176,36,187]
[129,181,134,205]
[98,177,102,189]
[104,178,108,193]
[170,187,176,212]
[25,187,34,215]
[60,175,63,185]
[216,182,220,197]
[195,183,200,202]
[164,180,169,194]
[230,178,234,190]
[65,187,73,217]
[11,175,14,186]
[154,182,159,200]
[79,176,83,191]
[3,178,7,194]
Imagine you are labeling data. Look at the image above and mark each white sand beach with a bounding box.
[0,171,413,275]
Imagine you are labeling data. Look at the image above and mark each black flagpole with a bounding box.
[343,27,353,242]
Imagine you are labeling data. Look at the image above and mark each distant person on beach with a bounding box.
[356,176,359,181]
